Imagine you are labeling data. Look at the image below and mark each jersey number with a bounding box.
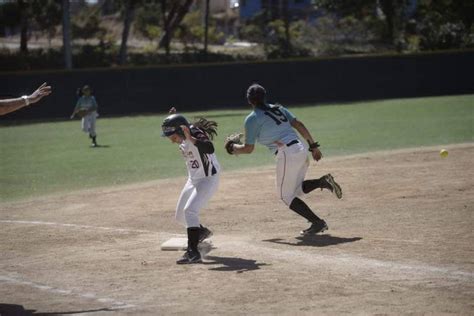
[190,160,200,169]
[264,108,288,125]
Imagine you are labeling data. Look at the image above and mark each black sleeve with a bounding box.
[195,139,215,154]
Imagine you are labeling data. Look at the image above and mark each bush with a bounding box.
[0,48,63,71]
[72,10,106,41]
[417,12,469,50]
[134,3,162,41]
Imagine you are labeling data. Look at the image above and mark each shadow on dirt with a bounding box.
[204,255,268,273]
[0,304,114,315]
[262,234,362,247]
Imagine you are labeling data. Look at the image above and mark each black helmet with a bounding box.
[246,83,266,105]
[161,114,189,137]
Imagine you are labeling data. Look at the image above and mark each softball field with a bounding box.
[1,143,472,315]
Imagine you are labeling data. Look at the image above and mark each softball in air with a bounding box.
[440,149,448,158]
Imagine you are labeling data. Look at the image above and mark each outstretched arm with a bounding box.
[0,83,52,116]
[291,119,322,161]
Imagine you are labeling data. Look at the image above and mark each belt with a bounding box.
[275,140,299,155]
[286,140,299,147]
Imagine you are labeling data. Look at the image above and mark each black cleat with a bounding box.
[199,225,213,243]
[300,220,328,236]
[176,249,202,264]
[323,174,342,199]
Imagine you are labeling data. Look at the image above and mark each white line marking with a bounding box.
[3,220,472,284]
[0,220,158,234]
[0,275,135,309]
[217,239,474,282]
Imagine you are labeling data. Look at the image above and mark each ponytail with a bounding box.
[192,117,218,140]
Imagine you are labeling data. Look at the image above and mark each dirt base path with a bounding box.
[1,144,473,315]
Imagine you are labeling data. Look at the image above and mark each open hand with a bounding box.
[28,82,52,105]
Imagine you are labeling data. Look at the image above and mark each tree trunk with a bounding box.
[381,0,408,50]
[203,0,210,55]
[119,0,135,65]
[282,0,290,52]
[158,0,194,49]
[18,0,28,53]
[62,0,73,69]
[160,0,170,56]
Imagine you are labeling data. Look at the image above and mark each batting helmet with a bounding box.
[161,114,189,137]
[246,83,266,105]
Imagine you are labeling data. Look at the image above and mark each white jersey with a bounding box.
[179,127,220,181]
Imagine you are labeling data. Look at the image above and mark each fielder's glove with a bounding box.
[224,133,243,155]
[75,109,92,118]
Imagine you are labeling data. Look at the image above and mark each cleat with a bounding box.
[324,174,342,199]
[300,220,328,236]
[199,225,213,243]
[176,249,202,264]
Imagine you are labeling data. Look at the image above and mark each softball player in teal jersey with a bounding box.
[70,85,99,147]
[229,83,342,235]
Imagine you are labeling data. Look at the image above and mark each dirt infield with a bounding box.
[1,144,473,315]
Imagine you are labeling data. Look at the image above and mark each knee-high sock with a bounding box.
[302,176,330,194]
[187,227,200,252]
[289,197,321,223]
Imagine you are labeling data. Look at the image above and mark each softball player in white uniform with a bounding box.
[229,84,342,235]
[162,110,219,264]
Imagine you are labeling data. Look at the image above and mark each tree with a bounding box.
[379,0,410,48]
[158,0,194,49]
[18,0,28,53]
[160,0,170,55]
[31,0,62,48]
[119,0,136,65]
[314,0,409,47]
[62,0,73,69]
[203,0,210,55]
[414,0,474,50]
[135,1,162,41]
[0,2,20,37]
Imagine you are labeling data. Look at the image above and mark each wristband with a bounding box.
[308,141,320,151]
[21,95,30,106]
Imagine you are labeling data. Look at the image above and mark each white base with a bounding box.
[161,237,188,251]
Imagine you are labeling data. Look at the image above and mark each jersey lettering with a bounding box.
[264,107,288,125]
[191,160,200,169]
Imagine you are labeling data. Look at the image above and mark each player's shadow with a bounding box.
[0,304,114,315]
[203,255,268,273]
[262,234,362,247]
[91,144,110,148]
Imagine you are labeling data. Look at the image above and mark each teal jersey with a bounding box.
[244,104,299,152]
[75,95,98,111]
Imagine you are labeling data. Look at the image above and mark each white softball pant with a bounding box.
[81,111,97,137]
[276,141,309,206]
[175,174,219,228]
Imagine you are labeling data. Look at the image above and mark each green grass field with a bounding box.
[1,94,473,201]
